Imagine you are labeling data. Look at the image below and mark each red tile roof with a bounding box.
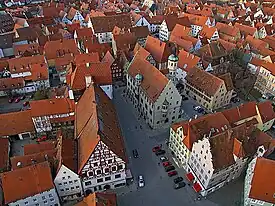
[13,43,40,56]
[24,141,56,155]
[178,50,200,72]
[70,62,112,90]
[25,63,49,81]
[74,53,100,66]
[0,77,25,91]
[257,101,275,123]
[186,66,223,96]
[249,158,275,204]
[0,110,35,136]
[234,23,257,37]
[1,162,55,204]
[128,50,169,102]
[30,98,75,117]
[76,192,117,206]
[10,149,57,170]
[145,35,173,63]
[0,138,9,171]
[75,27,93,39]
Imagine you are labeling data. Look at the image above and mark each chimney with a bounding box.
[189,118,192,122]
[191,55,194,59]
[68,90,74,100]
[85,76,93,88]
[194,115,198,119]
[86,62,90,68]
[208,130,212,138]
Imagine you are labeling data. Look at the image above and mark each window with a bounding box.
[42,196,46,200]
[118,165,123,170]
[69,181,73,184]
[63,171,66,174]
[44,200,48,204]
[96,169,102,175]
[68,176,71,179]
[112,166,117,172]
[104,168,110,173]
[105,176,111,181]
[49,194,53,198]
[97,178,103,183]
[62,177,65,180]
[76,186,80,189]
[58,183,62,186]
[64,182,67,185]
[74,180,78,183]
[71,187,74,190]
[33,198,37,202]
[85,181,92,186]
[108,159,112,164]
[94,162,98,167]
[66,188,69,191]
[50,198,54,202]
[115,174,121,179]
[25,201,28,205]
[61,189,64,192]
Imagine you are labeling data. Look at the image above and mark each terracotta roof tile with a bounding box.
[218,73,234,91]
[130,26,149,39]
[128,51,169,102]
[84,40,112,58]
[178,50,200,72]
[0,138,9,171]
[8,55,46,74]
[186,66,223,96]
[246,35,269,50]
[44,39,79,60]
[145,35,174,63]
[217,39,237,52]
[74,53,100,66]
[233,138,246,158]
[1,162,54,204]
[0,110,35,136]
[75,27,93,39]
[170,24,191,38]
[249,158,275,204]
[91,14,132,33]
[10,149,57,170]
[25,63,49,81]
[30,98,75,117]
[257,101,275,123]
[70,62,112,90]
[182,13,209,27]
[164,16,191,31]
[113,32,137,51]
[262,36,275,51]
[0,77,25,91]
[209,130,235,171]
[76,192,117,206]
[75,86,99,173]
[24,141,57,155]
[234,23,257,37]
[13,43,40,56]
[199,25,217,39]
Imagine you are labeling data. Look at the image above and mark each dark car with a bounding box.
[152,145,161,153]
[160,156,168,162]
[174,181,186,189]
[182,96,188,101]
[155,150,165,156]
[20,95,25,100]
[133,149,139,158]
[168,171,178,177]
[14,97,20,103]
[198,108,204,113]
[174,177,184,184]
[165,165,175,172]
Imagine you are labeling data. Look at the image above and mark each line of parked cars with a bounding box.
[152,146,186,190]
[8,95,30,106]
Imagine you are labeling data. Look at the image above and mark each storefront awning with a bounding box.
[193,182,202,192]
[186,172,195,181]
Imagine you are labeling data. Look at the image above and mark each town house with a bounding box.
[184,67,233,112]
[29,98,75,133]
[75,85,128,194]
[62,7,85,26]
[1,162,60,206]
[244,157,275,206]
[89,14,132,44]
[126,50,182,129]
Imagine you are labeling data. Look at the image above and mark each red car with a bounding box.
[163,161,171,167]
[152,146,161,152]
[168,171,178,177]
[37,136,47,142]
[14,97,20,103]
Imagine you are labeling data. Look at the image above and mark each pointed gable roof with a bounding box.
[76,86,99,173]
[127,50,169,102]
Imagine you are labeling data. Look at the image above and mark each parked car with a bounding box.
[14,97,21,103]
[23,101,29,107]
[133,149,139,158]
[197,108,204,113]
[160,156,168,162]
[8,98,14,103]
[152,145,161,152]
[162,161,171,167]
[182,96,188,101]
[37,136,47,142]
[174,177,184,184]
[155,150,165,156]
[174,181,186,189]
[165,165,175,172]
[168,171,178,177]
[20,95,25,100]
[193,106,201,111]
[138,175,144,188]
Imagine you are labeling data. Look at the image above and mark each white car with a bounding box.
[138,175,145,188]
[193,106,201,111]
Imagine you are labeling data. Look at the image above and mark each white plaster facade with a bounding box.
[8,188,60,206]
[62,11,85,26]
[159,20,170,42]
[126,73,182,129]
[80,141,127,193]
[54,165,83,202]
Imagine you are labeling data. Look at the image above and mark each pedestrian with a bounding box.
[158,162,160,166]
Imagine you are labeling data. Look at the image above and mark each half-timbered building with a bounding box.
[75,84,127,195]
